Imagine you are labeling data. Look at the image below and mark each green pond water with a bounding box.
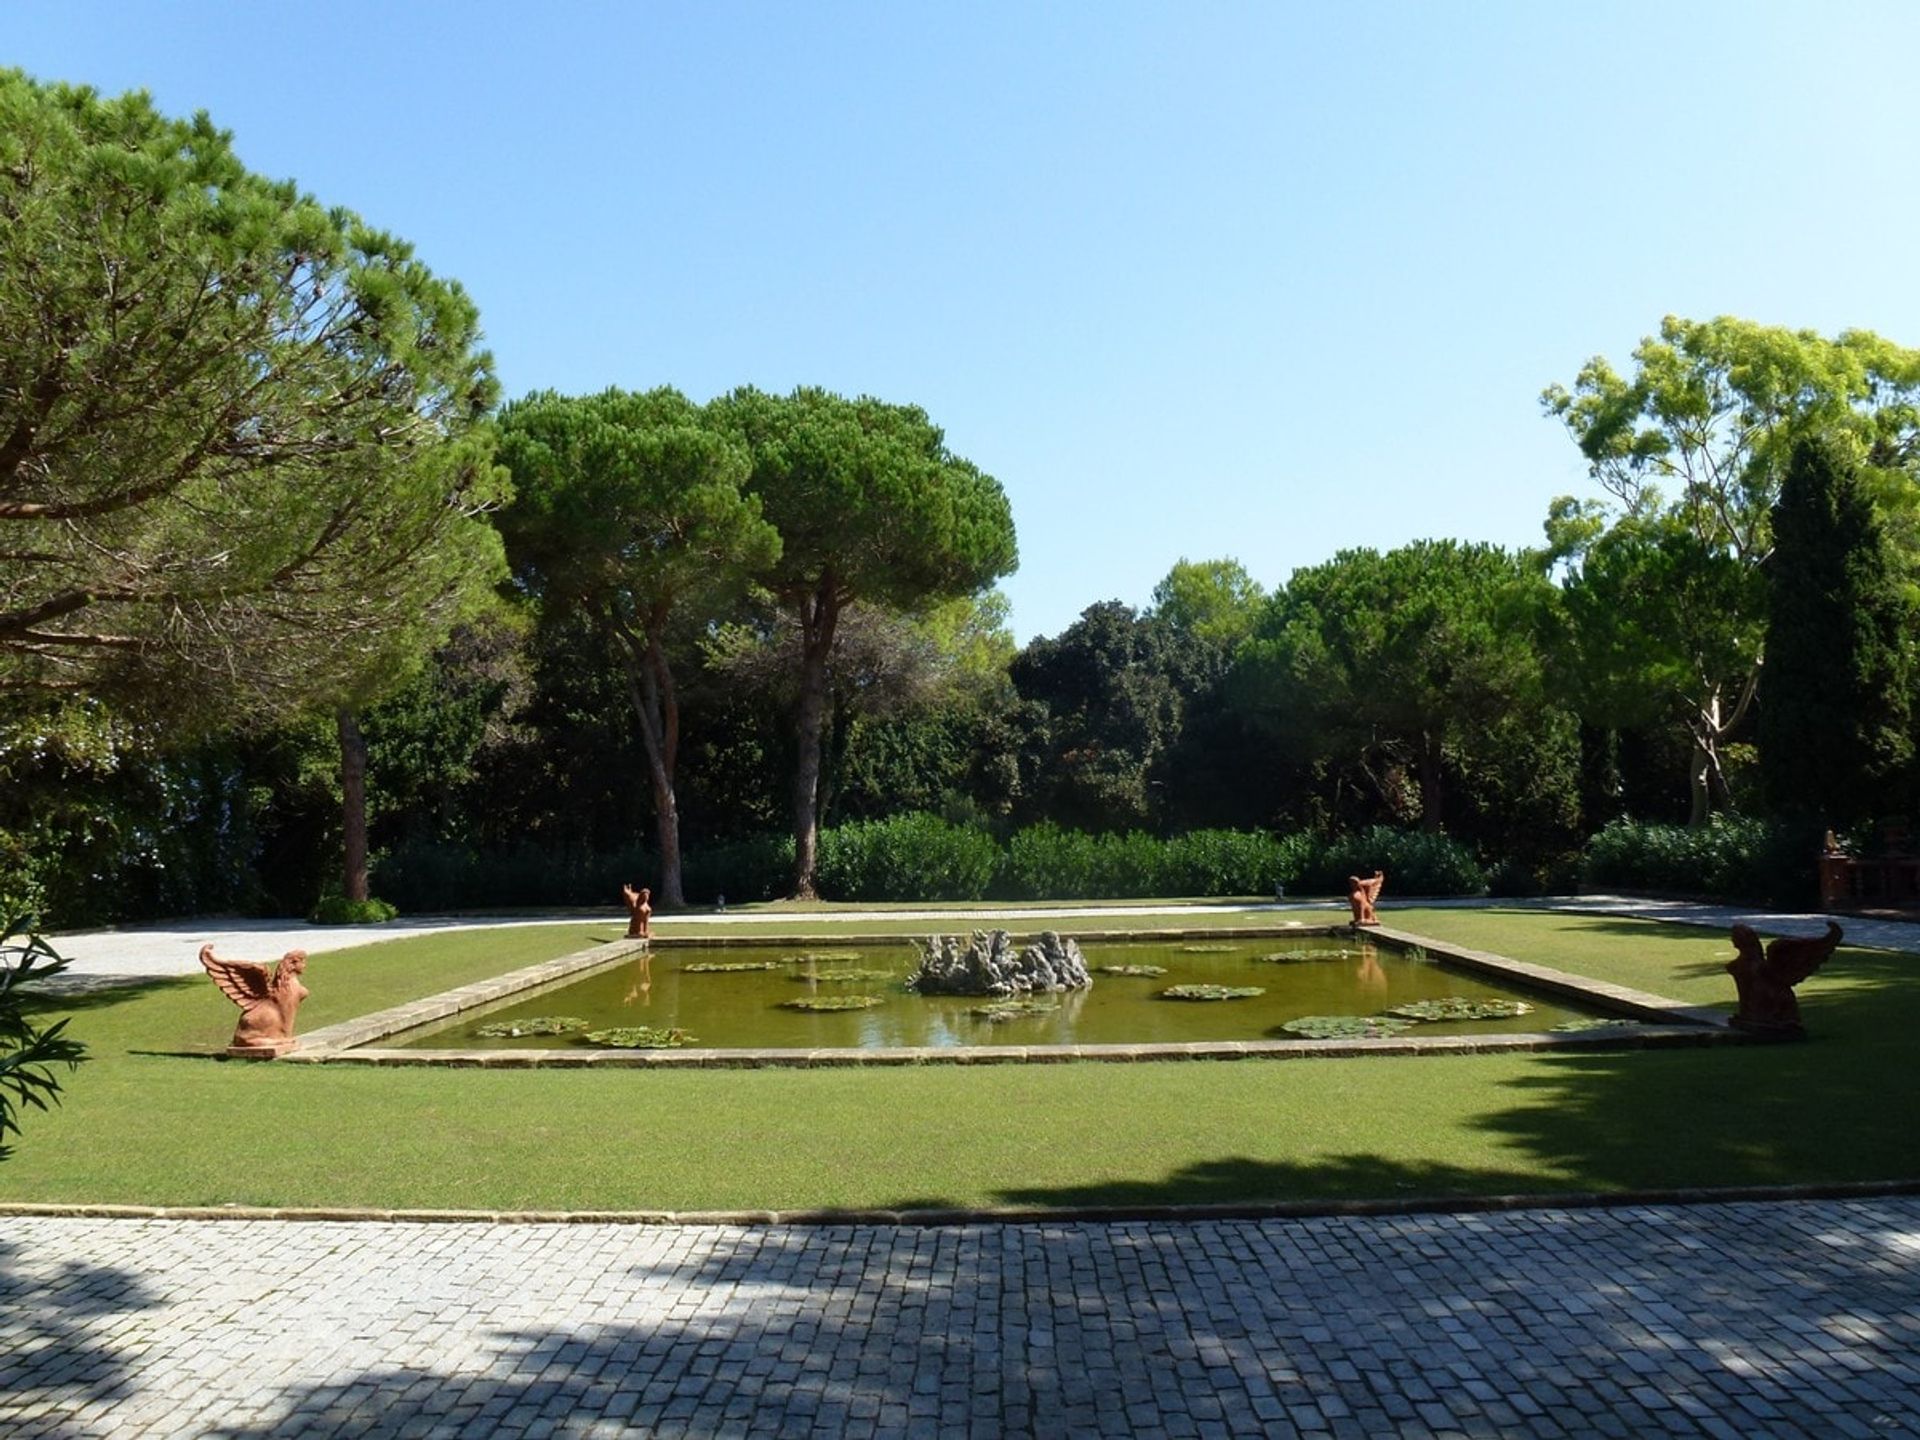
[388,935,1610,1051]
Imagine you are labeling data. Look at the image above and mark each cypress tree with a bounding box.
[1759,437,1912,826]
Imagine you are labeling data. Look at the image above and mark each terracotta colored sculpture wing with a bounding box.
[199,944,271,1009]
[1763,921,1843,989]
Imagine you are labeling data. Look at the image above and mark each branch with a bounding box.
[0,360,64,483]
[0,589,93,636]
[8,628,142,649]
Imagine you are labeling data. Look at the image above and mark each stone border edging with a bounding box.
[4,1178,1914,1228]
[285,923,1732,1066]
[287,937,652,1058]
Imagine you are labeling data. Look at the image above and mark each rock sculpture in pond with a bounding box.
[621,884,652,940]
[200,944,309,1058]
[1348,870,1385,926]
[1727,921,1843,1039]
[907,930,1092,996]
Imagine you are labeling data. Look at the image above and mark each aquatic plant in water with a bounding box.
[791,969,897,984]
[1280,1014,1415,1039]
[1095,964,1168,977]
[784,951,864,964]
[966,998,1060,1023]
[472,1015,590,1038]
[683,960,786,973]
[1549,1017,1644,1033]
[580,1026,696,1048]
[1177,944,1238,954]
[781,995,886,1012]
[1158,984,1266,1001]
[1254,949,1353,963]
[1385,997,1533,1023]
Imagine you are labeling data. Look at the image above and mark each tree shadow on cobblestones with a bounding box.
[199,1230,1049,1439]
[0,1238,167,1429]
[992,1153,1549,1211]
[196,1205,1920,1440]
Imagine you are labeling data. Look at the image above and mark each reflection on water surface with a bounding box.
[389,934,1605,1051]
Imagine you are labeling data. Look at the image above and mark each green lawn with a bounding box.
[5,907,1914,1212]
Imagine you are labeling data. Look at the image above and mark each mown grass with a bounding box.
[4,907,1914,1211]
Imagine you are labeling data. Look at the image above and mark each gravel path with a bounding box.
[33,894,1920,990]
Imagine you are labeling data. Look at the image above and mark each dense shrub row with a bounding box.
[371,815,1491,908]
[816,814,999,902]
[1290,826,1490,898]
[995,824,1302,900]
[1580,816,1817,907]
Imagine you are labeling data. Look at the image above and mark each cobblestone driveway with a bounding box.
[5,1199,1917,1437]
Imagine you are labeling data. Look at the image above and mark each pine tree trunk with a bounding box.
[789,581,840,899]
[607,610,687,908]
[1417,733,1445,834]
[338,709,369,904]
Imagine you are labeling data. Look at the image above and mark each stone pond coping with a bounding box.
[5,1177,1916,1227]
[281,923,1738,1068]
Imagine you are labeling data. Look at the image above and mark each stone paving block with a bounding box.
[6,1197,1920,1438]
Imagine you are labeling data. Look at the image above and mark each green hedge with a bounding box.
[374,840,653,912]
[816,814,999,902]
[310,895,398,925]
[1292,826,1488,898]
[994,824,1299,900]
[1580,815,1817,907]
[371,817,1495,909]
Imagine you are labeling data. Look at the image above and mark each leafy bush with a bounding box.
[374,840,652,911]
[1580,815,1817,907]
[1161,829,1293,895]
[0,917,88,1159]
[371,821,1495,908]
[996,823,1107,899]
[682,833,794,905]
[1293,827,1488,897]
[815,814,999,902]
[996,825,1160,899]
[310,895,398,925]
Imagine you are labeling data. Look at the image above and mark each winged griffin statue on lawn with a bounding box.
[200,944,310,1058]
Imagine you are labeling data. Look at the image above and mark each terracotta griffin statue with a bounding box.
[1348,870,1385,927]
[200,944,309,1058]
[621,884,652,940]
[1727,921,1843,1039]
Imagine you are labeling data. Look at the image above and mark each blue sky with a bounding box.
[11,2,1920,641]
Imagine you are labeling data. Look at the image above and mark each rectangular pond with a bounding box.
[381,932,1616,1054]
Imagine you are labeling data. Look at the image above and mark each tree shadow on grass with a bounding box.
[23,974,197,1010]
[986,942,1920,1215]
[0,1236,166,1432]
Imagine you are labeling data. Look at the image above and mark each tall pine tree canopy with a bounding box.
[707,386,1017,896]
[0,72,506,730]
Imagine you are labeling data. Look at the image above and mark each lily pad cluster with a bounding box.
[1095,963,1167,978]
[682,960,786,973]
[471,1015,590,1038]
[581,1026,696,1048]
[791,968,897,984]
[1280,1015,1415,1040]
[967,999,1060,1023]
[1255,948,1353,964]
[784,951,864,964]
[1549,1017,1644,1033]
[781,995,885,1012]
[1159,984,1266,1001]
[1386,997,1533,1023]
[1177,944,1238,954]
